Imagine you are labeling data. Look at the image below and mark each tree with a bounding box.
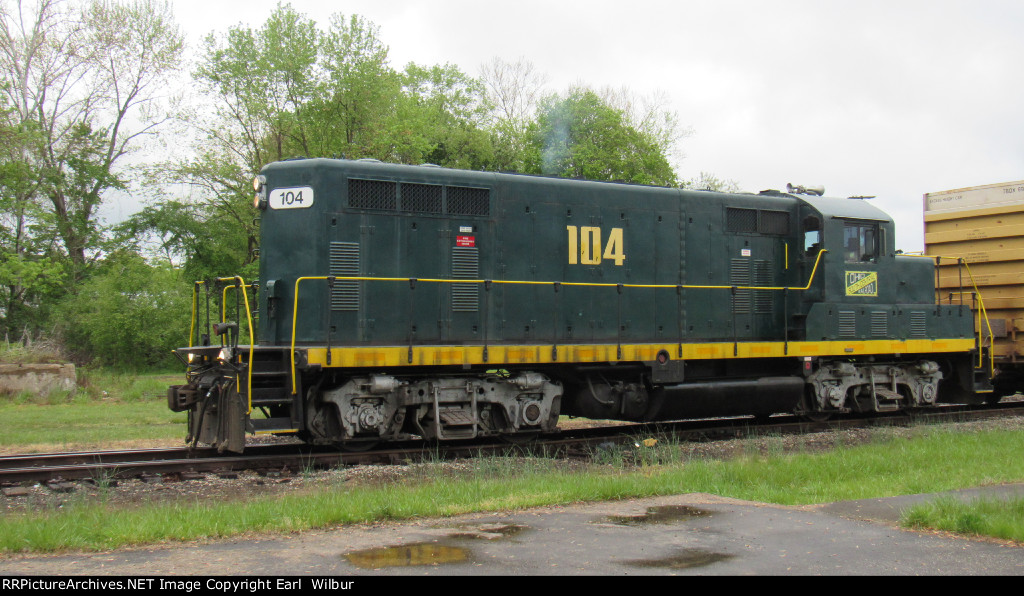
[480,57,548,172]
[53,251,190,367]
[398,62,492,169]
[682,171,741,193]
[528,87,678,186]
[597,86,691,167]
[139,5,498,280]
[0,0,183,282]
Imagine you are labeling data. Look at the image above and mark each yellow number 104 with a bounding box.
[567,226,625,266]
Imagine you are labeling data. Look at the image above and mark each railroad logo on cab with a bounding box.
[845,271,878,296]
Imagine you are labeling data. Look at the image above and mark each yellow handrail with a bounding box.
[188,281,205,348]
[287,250,830,393]
[216,277,256,414]
[957,261,995,372]
[911,253,995,372]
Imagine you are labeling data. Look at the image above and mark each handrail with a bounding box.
[216,277,256,414]
[957,261,995,372]
[188,281,205,348]
[287,250,830,393]
[911,253,995,372]
[184,277,256,413]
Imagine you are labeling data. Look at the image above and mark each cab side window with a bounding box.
[844,222,878,263]
[802,216,822,257]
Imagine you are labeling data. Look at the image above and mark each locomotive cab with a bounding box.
[787,194,986,415]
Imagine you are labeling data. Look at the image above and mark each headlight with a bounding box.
[218,347,233,362]
[253,175,268,210]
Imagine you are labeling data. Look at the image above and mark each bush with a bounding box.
[52,253,191,368]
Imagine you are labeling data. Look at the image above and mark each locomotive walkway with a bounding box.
[2,484,1022,575]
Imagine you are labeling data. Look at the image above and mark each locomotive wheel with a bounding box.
[340,439,380,452]
[803,411,833,423]
[499,431,540,445]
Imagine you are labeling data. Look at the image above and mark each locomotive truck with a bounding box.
[169,158,993,452]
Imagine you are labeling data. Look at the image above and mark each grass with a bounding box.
[1,365,1022,552]
[902,497,1024,542]
[1,423,1023,553]
[0,369,187,453]
[0,400,187,453]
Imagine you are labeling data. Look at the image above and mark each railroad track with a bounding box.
[2,401,1022,489]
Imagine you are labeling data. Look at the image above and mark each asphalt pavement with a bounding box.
[1,484,1023,576]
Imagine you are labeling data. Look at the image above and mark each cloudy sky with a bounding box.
[168,0,1023,252]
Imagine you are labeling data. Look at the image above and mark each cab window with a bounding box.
[844,222,878,262]
[802,216,822,256]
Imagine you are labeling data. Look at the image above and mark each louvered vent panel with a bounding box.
[838,311,856,338]
[348,179,396,210]
[753,260,773,314]
[447,186,490,216]
[730,259,751,313]
[401,183,442,213]
[871,311,888,337]
[451,247,479,312]
[910,311,927,337]
[329,242,360,311]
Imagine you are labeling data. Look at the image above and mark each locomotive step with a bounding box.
[250,417,298,433]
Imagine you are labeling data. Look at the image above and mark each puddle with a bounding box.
[624,548,735,570]
[447,523,528,540]
[343,542,471,569]
[604,505,712,526]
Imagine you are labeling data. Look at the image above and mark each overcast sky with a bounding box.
[167,0,1024,252]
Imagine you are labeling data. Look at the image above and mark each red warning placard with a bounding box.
[456,235,475,247]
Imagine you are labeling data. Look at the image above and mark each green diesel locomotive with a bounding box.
[169,158,990,452]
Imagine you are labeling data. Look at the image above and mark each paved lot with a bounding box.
[1,485,1023,576]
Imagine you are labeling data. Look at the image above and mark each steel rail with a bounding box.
[2,401,1021,487]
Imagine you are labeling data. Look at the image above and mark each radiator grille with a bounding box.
[447,186,490,216]
[726,208,757,233]
[759,210,790,235]
[401,183,442,213]
[349,179,396,210]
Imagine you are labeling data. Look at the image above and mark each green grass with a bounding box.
[1,424,1023,553]
[0,400,187,451]
[902,497,1024,542]
[0,370,186,452]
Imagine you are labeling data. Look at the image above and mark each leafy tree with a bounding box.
[0,98,60,336]
[315,12,403,160]
[682,171,741,193]
[53,251,190,367]
[139,4,497,281]
[480,57,548,172]
[0,0,184,281]
[528,88,678,186]
[398,62,492,169]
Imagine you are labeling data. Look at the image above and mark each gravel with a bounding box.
[3,415,1024,514]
